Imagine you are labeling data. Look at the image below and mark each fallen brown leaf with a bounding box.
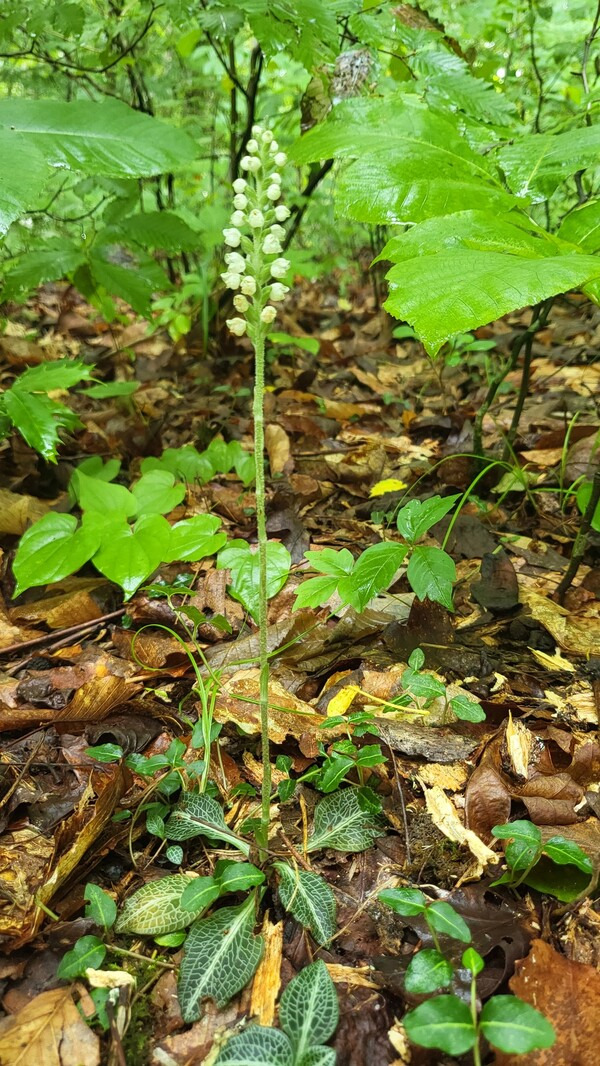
[0,986,100,1065]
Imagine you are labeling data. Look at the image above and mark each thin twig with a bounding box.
[555,466,600,603]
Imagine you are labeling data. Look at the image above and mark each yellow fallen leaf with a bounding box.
[529,647,576,673]
[370,478,407,497]
[326,684,360,717]
[420,783,496,877]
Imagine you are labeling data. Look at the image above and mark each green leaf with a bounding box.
[122,211,201,253]
[0,132,48,236]
[304,548,355,577]
[215,862,265,894]
[279,960,339,1058]
[404,995,476,1055]
[85,381,140,399]
[179,876,221,914]
[307,788,383,853]
[404,948,454,994]
[492,820,542,844]
[88,247,167,316]
[131,470,186,515]
[215,1027,294,1066]
[3,387,75,462]
[164,792,250,855]
[217,540,291,621]
[337,542,408,611]
[522,856,593,902]
[293,575,339,611]
[396,496,460,543]
[479,996,555,1053]
[274,863,337,947]
[407,546,456,609]
[543,836,593,874]
[71,469,137,517]
[0,98,197,178]
[13,513,100,596]
[166,514,226,562]
[385,249,600,355]
[497,125,600,200]
[462,947,484,976]
[166,845,184,865]
[155,931,187,947]
[558,200,600,254]
[115,874,208,935]
[377,211,556,267]
[57,935,106,979]
[449,692,486,722]
[378,887,427,916]
[17,359,93,393]
[1,241,85,299]
[426,901,471,944]
[85,743,123,763]
[576,481,600,533]
[92,514,172,597]
[178,895,264,1022]
[76,456,121,482]
[84,884,117,930]
[297,1049,336,1066]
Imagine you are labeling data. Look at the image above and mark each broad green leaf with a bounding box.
[557,200,600,253]
[337,542,407,611]
[4,387,77,462]
[404,995,476,1055]
[217,540,291,621]
[0,98,197,178]
[385,250,600,355]
[215,1027,294,1066]
[377,211,557,266]
[131,470,186,515]
[279,960,339,1058]
[304,548,355,577]
[122,211,201,253]
[479,996,555,1053]
[378,887,427,916]
[57,935,106,979]
[166,514,226,562]
[307,788,383,853]
[576,480,600,532]
[449,692,486,722]
[522,856,593,902]
[84,884,117,930]
[92,514,172,597]
[542,836,593,874]
[396,495,460,543]
[401,667,446,701]
[115,874,207,935]
[71,469,137,517]
[297,1049,336,1066]
[274,863,337,946]
[178,896,263,1022]
[497,125,600,200]
[179,876,221,914]
[165,792,250,855]
[89,247,167,316]
[144,446,216,484]
[426,901,471,944]
[293,575,339,611]
[1,241,85,300]
[17,359,93,392]
[492,821,542,845]
[406,546,456,609]
[215,862,265,894]
[76,456,121,482]
[404,948,454,994]
[13,513,100,596]
[0,132,48,236]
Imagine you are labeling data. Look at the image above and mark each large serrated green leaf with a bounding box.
[178,895,264,1022]
[274,864,336,947]
[497,125,600,200]
[115,874,209,935]
[215,1027,294,1066]
[0,98,197,178]
[0,133,49,236]
[279,960,339,1059]
[165,792,250,855]
[307,789,383,853]
[1,240,85,300]
[377,211,558,266]
[558,200,600,253]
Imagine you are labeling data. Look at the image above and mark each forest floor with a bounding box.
[1,277,600,1065]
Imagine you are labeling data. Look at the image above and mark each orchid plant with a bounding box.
[221,127,291,856]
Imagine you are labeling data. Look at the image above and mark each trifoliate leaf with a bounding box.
[115,874,208,935]
[307,789,383,853]
[279,960,339,1059]
[274,863,336,946]
[178,895,264,1022]
[164,792,250,855]
[214,1026,294,1066]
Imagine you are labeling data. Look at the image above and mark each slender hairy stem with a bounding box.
[555,465,600,603]
[253,330,271,857]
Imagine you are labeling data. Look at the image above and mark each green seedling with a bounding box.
[491,820,593,901]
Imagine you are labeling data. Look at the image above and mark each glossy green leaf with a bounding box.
[115,874,208,935]
[404,995,475,1055]
[217,540,291,621]
[293,575,339,611]
[13,513,100,595]
[17,359,93,392]
[557,200,600,253]
[337,542,408,611]
[84,883,117,930]
[307,788,383,853]
[178,895,264,1022]
[92,514,172,596]
[522,856,593,902]
[165,792,250,855]
[71,469,137,517]
[274,863,337,946]
[166,514,226,563]
[215,862,265,894]
[280,960,338,1059]
[406,546,456,609]
[497,125,600,200]
[479,996,555,1053]
[0,132,48,236]
[404,948,454,994]
[377,211,556,267]
[57,935,106,979]
[378,887,427,916]
[543,836,593,874]
[449,692,486,722]
[396,495,460,543]
[214,1027,294,1066]
[462,947,484,976]
[3,388,76,462]
[576,480,600,533]
[131,470,186,515]
[179,876,220,914]
[427,901,471,944]
[304,547,355,577]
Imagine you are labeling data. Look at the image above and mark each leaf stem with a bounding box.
[253,327,271,860]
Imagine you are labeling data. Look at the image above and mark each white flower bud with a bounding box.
[233,294,250,313]
[252,124,264,137]
[232,178,247,193]
[266,184,281,201]
[248,209,265,228]
[230,210,246,226]
[246,138,259,154]
[220,270,241,289]
[224,251,246,273]
[269,140,279,153]
[262,233,283,255]
[227,317,247,337]
[260,305,277,324]
[240,155,261,172]
[233,193,248,210]
[270,283,289,301]
[274,152,287,167]
[270,224,285,239]
[240,275,257,296]
[270,257,290,279]
[274,204,291,222]
[261,130,274,144]
[268,172,281,184]
[223,227,241,248]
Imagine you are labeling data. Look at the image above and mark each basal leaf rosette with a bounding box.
[221,126,291,341]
